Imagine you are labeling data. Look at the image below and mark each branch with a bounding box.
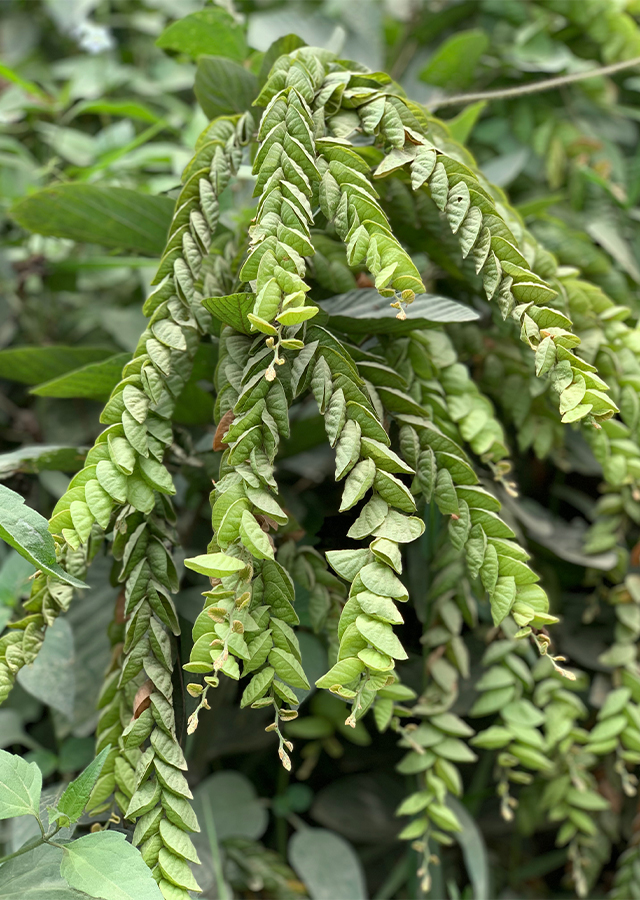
[428,55,640,110]
[0,834,47,865]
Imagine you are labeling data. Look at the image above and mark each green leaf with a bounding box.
[0,709,37,751]
[202,293,255,335]
[157,848,200,891]
[325,548,371,582]
[157,8,247,60]
[491,576,516,626]
[373,510,425,544]
[31,354,130,401]
[57,745,111,824]
[183,552,246,578]
[347,495,388,540]
[68,99,161,124]
[139,457,175,495]
[240,667,275,707]
[434,468,459,516]
[587,218,640,285]
[277,306,319,326]
[0,445,86,480]
[356,614,407,660]
[259,34,307,85]
[0,485,87,588]
[360,437,414,475]
[0,346,114,386]
[288,828,367,900]
[0,843,87,900]
[239,510,275,560]
[158,818,200,864]
[60,831,163,900]
[193,770,268,842]
[316,658,365,689]
[357,591,403,624]
[360,561,408,600]
[559,376,586,414]
[269,647,310,690]
[340,458,376,512]
[370,537,403,573]
[319,289,478,335]
[447,797,491,900]
[195,56,258,119]
[445,101,487,144]
[0,748,42,820]
[11,186,174,257]
[17,618,76,718]
[534,336,556,377]
[420,29,489,90]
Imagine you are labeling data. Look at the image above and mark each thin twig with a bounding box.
[0,834,46,865]
[428,55,640,110]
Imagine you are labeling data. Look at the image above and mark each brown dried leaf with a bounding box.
[213,409,235,451]
[115,590,127,624]
[255,513,279,533]
[133,679,154,719]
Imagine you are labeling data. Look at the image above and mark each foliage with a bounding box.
[2,1,640,898]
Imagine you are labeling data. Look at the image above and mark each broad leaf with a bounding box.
[0,748,42,820]
[202,293,254,335]
[447,797,491,900]
[11,186,174,256]
[157,8,248,60]
[419,29,489,90]
[192,770,268,842]
[0,485,87,589]
[587,218,640,284]
[17,618,76,718]
[288,828,366,900]
[0,709,38,750]
[0,446,86,480]
[0,844,86,899]
[184,553,246,577]
[319,289,478,335]
[31,354,130,401]
[259,34,306,85]
[60,831,163,900]
[446,101,487,144]
[0,346,114,385]
[195,56,258,119]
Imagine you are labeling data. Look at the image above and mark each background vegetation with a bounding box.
[2,1,640,898]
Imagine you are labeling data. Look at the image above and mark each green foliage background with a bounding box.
[2,1,640,898]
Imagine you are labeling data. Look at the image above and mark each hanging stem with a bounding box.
[428,55,640,110]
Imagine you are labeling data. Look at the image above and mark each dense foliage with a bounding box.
[3,2,640,898]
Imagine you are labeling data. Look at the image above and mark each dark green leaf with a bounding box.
[193,771,268,841]
[0,485,87,588]
[259,34,307,85]
[157,8,248,60]
[0,346,114,386]
[0,446,86,480]
[288,828,366,900]
[11,186,174,256]
[31,354,130,400]
[57,745,112,824]
[319,289,478,335]
[195,56,258,119]
[419,29,489,90]
[202,293,254,335]
[17,618,76,718]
